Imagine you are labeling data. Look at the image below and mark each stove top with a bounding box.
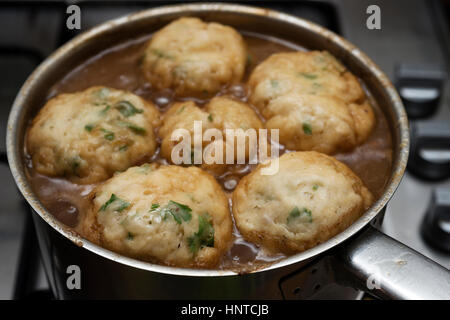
[0,0,449,300]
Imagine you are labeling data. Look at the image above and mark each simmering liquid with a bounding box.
[24,32,392,271]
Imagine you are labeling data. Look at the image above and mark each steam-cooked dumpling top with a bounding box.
[159,96,263,175]
[141,17,247,97]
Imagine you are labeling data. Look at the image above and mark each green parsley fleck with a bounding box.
[95,87,110,99]
[177,105,186,115]
[149,203,160,212]
[100,128,115,141]
[118,145,128,152]
[302,122,313,135]
[117,120,146,135]
[99,194,117,211]
[208,114,213,122]
[312,185,319,191]
[151,48,174,60]
[137,54,145,66]
[270,79,279,88]
[151,201,192,225]
[138,163,151,173]
[99,105,111,116]
[70,157,81,175]
[164,200,192,224]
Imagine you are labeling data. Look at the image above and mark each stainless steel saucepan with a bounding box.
[6,3,450,300]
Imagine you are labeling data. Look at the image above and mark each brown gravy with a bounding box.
[25,32,392,271]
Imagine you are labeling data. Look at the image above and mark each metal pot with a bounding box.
[6,3,450,300]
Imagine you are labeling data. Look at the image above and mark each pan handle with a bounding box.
[335,225,450,300]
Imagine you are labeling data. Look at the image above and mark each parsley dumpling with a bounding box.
[141,17,247,97]
[262,93,374,154]
[82,164,233,268]
[232,151,373,254]
[247,51,375,154]
[158,96,263,175]
[248,50,365,108]
[27,86,160,184]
